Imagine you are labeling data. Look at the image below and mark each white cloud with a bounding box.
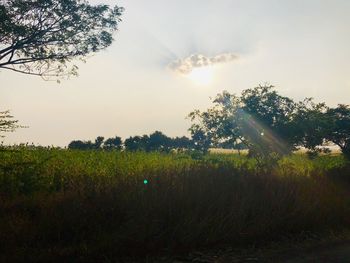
[168,53,238,74]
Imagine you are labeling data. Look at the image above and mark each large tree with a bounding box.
[326,104,350,158]
[0,0,123,79]
[124,135,149,152]
[292,98,330,152]
[240,85,297,156]
[147,131,172,152]
[103,136,122,150]
[188,85,299,157]
[188,91,243,152]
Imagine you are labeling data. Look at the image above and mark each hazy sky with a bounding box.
[1,0,350,146]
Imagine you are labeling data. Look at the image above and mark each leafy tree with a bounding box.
[94,136,104,149]
[171,136,193,150]
[188,91,245,153]
[68,140,94,150]
[124,135,149,152]
[147,131,171,152]
[292,98,329,152]
[325,104,350,158]
[189,85,299,157]
[240,85,297,156]
[0,0,123,79]
[103,136,122,150]
[0,109,22,137]
[188,125,212,152]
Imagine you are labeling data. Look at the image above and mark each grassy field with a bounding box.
[0,147,349,261]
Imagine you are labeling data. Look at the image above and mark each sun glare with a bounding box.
[187,66,214,86]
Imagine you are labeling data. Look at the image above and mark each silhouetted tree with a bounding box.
[103,136,122,150]
[326,104,350,158]
[240,85,298,156]
[68,140,94,150]
[292,98,329,153]
[188,126,212,152]
[94,136,104,149]
[124,135,149,151]
[0,0,123,79]
[171,136,193,150]
[189,85,299,157]
[147,131,171,152]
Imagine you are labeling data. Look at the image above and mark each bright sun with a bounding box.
[187,66,214,86]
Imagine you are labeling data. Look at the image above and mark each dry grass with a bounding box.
[0,148,349,261]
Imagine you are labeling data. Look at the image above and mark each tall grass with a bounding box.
[0,147,349,261]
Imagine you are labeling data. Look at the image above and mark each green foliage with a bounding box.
[189,85,350,159]
[147,130,172,152]
[241,85,297,155]
[189,85,299,157]
[68,135,122,150]
[292,98,329,151]
[67,139,95,150]
[103,136,122,150]
[69,131,194,152]
[0,0,123,79]
[326,104,350,158]
[188,91,244,152]
[94,136,104,149]
[124,135,149,151]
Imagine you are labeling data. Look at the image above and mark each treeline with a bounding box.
[68,131,196,152]
[68,85,350,158]
[189,85,350,158]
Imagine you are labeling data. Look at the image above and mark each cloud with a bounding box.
[168,53,238,74]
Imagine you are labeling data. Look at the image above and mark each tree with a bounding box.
[0,0,123,79]
[171,136,193,150]
[94,136,104,149]
[124,135,149,152]
[68,139,94,150]
[188,85,299,157]
[188,125,212,152]
[240,85,298,156]
[325,104,350,158]
[188,91,244,153]
[0,109,22,137]
[147,131,171,152]
[292,98,329,152]
[103,136,122,150]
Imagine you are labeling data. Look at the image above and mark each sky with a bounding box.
[1,0,350,146]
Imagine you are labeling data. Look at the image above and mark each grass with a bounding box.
[0,147,349,261]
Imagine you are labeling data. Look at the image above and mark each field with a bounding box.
[0,147,350,261]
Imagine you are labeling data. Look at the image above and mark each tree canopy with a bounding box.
[68,132,194,152]
[0,0,123,79]
[189,85,298,157]
[188,85,350,159]
[326,104,350,157]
